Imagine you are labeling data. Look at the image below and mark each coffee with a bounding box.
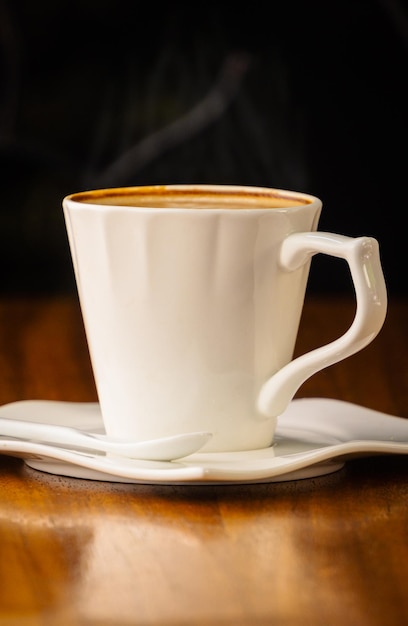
[67,185,311,209]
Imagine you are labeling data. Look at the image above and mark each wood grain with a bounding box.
[0,295,407,626]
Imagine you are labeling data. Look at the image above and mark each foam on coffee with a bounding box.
[68,185,312,209]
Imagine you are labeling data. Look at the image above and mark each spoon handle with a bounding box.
[0,416,212,460]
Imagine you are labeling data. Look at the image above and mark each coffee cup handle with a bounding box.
[257,232,387,418]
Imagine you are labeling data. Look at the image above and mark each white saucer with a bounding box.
[0,398,408,484]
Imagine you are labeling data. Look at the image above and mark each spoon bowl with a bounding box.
[0,415,212,461]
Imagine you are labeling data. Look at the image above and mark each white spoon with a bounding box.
[0,416,212,461]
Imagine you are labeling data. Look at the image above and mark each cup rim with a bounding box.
[63,184,322,211]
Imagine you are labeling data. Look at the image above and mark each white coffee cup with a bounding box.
[63,184,387,452]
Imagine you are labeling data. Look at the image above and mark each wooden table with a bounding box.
[0,295,407,626]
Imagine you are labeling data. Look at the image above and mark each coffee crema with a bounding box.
[68,185,313,209]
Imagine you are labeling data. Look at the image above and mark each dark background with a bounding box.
[0,0,407,296]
